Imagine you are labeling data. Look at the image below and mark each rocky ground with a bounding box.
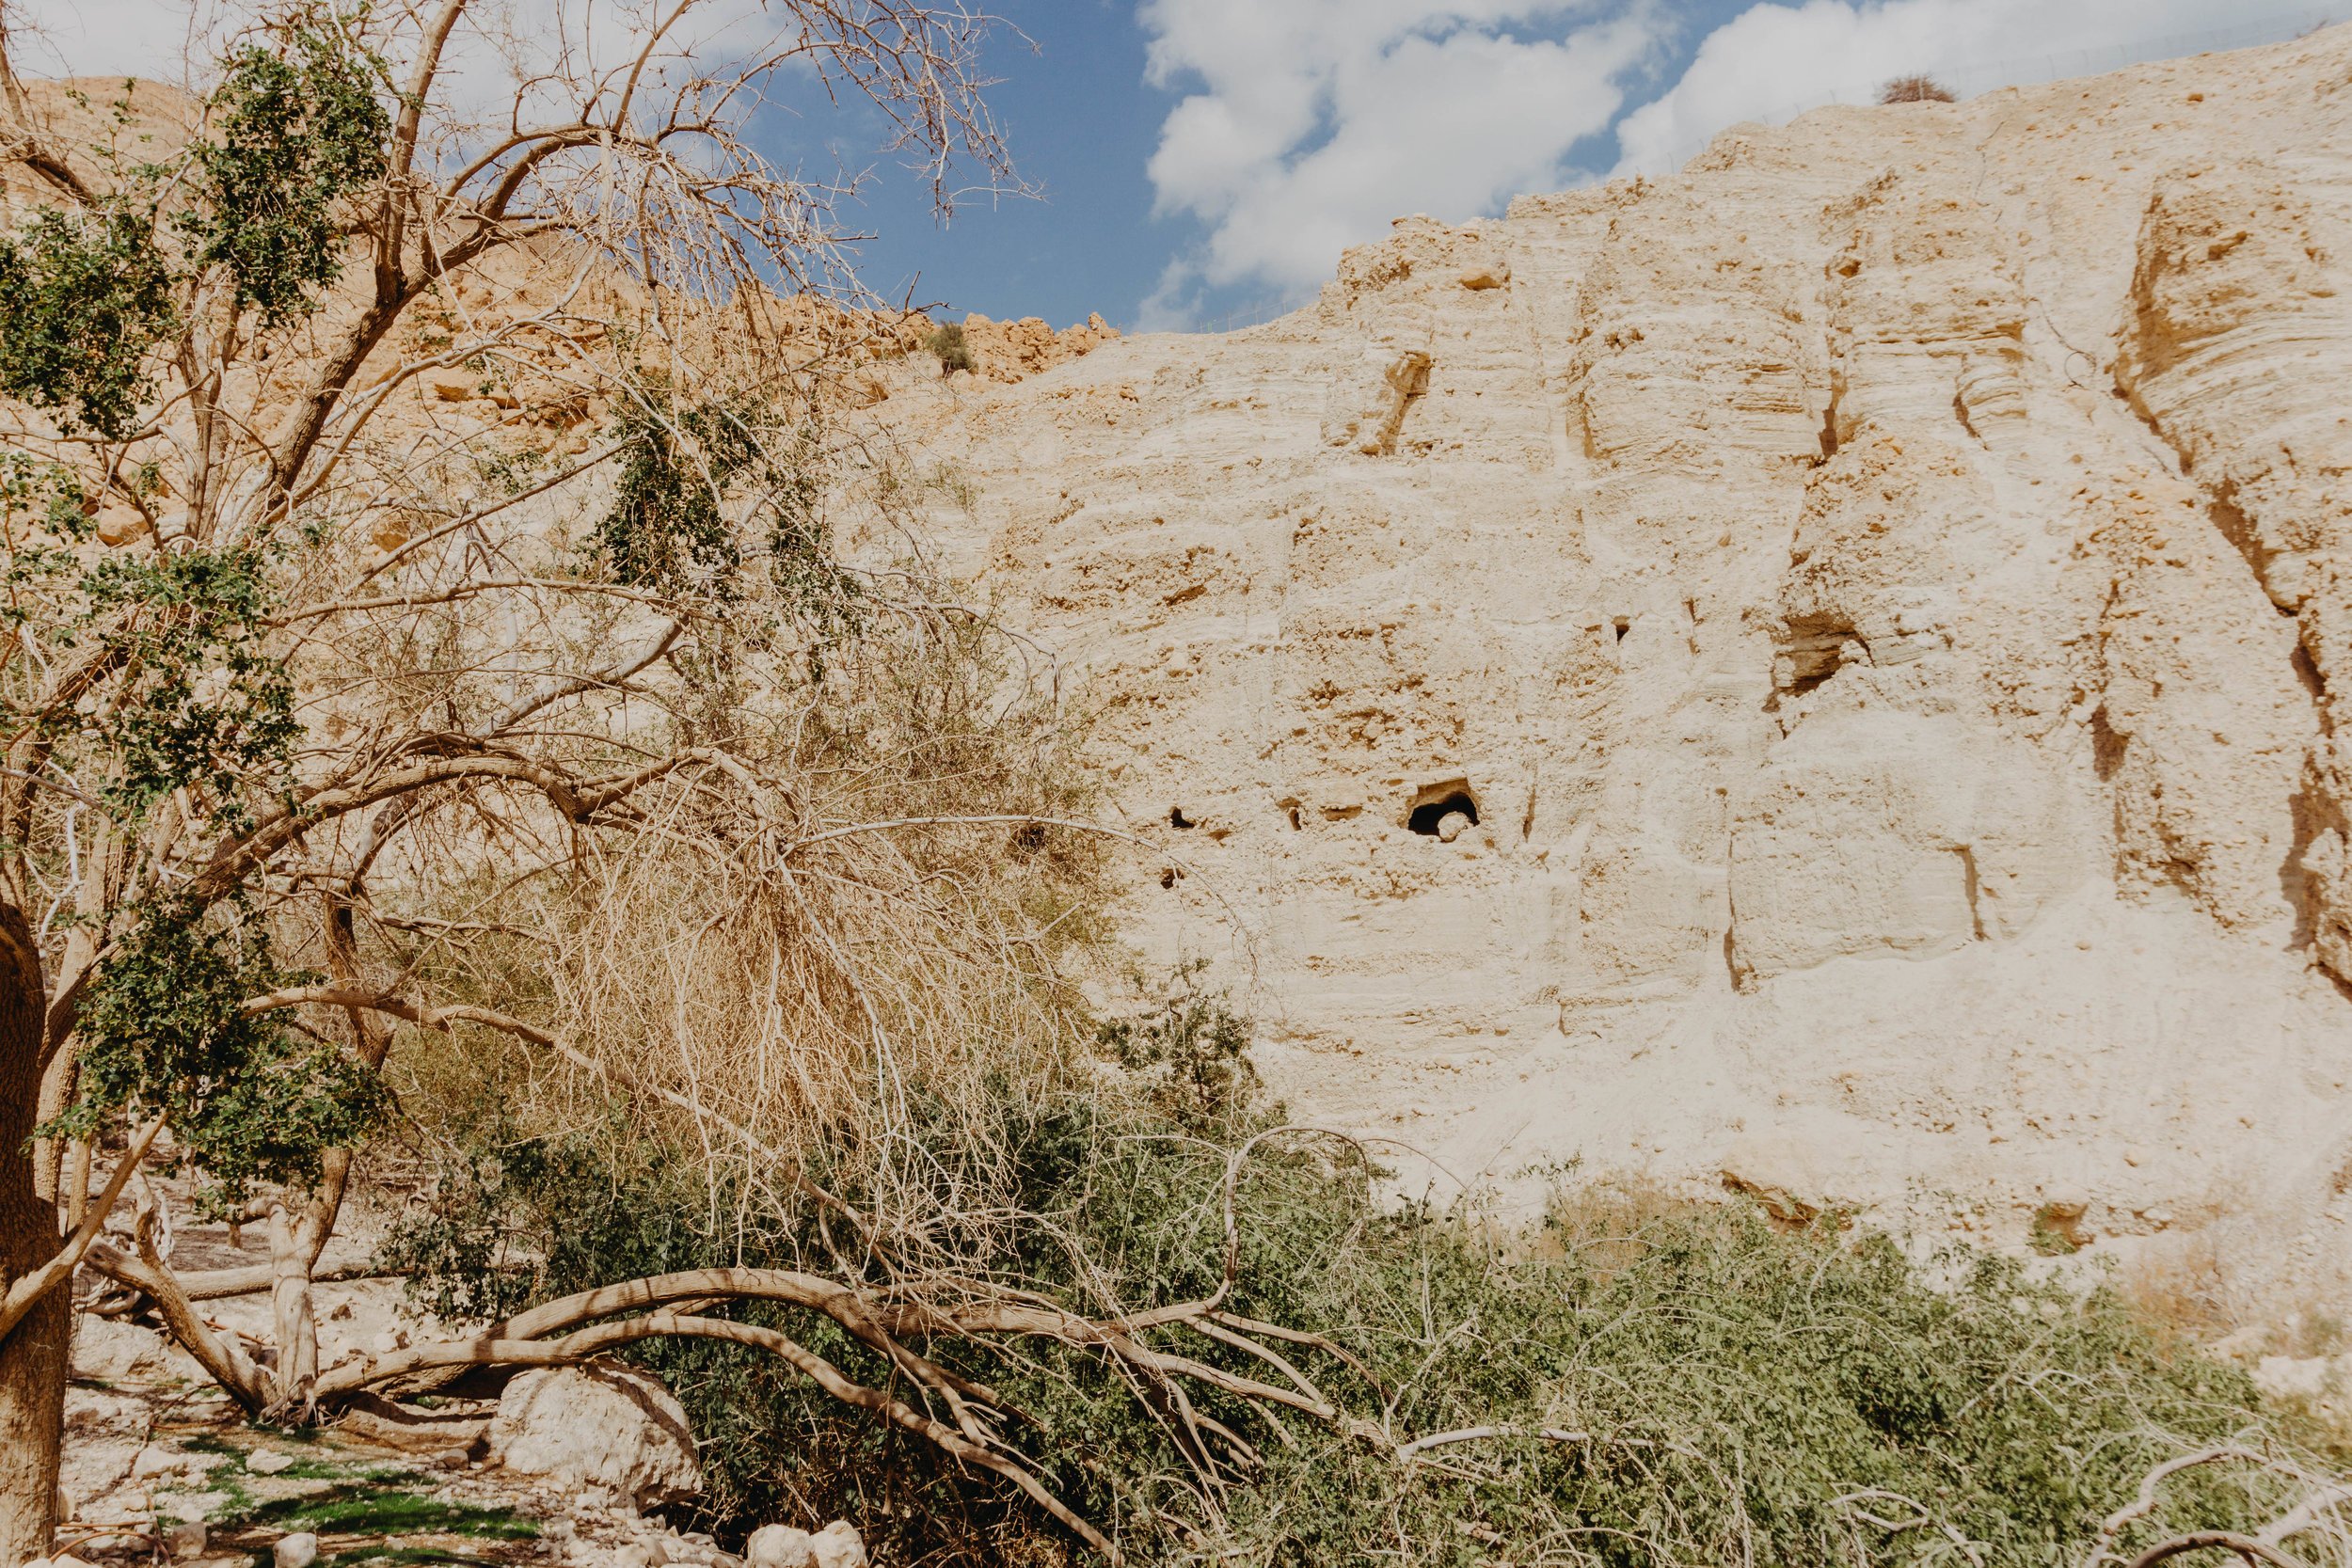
[50,1285,863,1568]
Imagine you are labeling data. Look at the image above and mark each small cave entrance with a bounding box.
[1776,614,1862,700]
[1406,779,1481,840]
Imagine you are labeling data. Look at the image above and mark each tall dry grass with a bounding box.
[373,524,1120,1280]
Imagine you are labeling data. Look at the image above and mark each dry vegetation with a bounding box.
[0,6,2348,1567]
[1880,73,1959,103]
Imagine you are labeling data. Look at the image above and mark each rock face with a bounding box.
[852,24,2352,1293]
[488,1367,701,1507]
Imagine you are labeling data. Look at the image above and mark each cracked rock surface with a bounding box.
[842,23,2352,1309]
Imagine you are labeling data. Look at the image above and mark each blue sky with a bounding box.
[812,0,2337,333]
[26,0,2344,331]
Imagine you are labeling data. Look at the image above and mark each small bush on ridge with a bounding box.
[926,321,975,373]
[1881,74,1958,103]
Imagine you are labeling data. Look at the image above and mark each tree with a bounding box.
[0,6,1344,1559]
[0,0,1010,1552]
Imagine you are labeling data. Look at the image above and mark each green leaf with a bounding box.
[0,203,176,438]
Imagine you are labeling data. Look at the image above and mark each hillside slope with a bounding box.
[854,23,2352,1301]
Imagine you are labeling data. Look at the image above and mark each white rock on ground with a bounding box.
[246,1449,294,1476]
[274,1531,320,1568]
[744,1522,863,1568]
[809,1522,866,1568]
[743,1525,815,1568]
[72,1317,168,1383]
[488,1366,702,1508]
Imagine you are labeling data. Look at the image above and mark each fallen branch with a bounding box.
[2123,1532,2306,1568]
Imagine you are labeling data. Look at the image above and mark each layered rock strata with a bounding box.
[853,24,2352,1294]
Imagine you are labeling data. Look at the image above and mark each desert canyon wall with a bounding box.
[845,22,2352,1290]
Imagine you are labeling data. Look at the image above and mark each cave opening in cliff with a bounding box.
[1407,780,1481,839]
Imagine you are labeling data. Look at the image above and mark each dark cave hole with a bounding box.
[1408,790,1481,837]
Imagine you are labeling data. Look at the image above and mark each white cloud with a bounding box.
[12,0,825,175]
[12,0,225,85]
[1137,0,1657,323]
[1613,0,2299,175]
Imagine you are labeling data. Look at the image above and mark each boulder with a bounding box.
[743,1526,815,1568]
[274,1533,320,1568]
[133,1446,218,1483]
[488,1366,701,1507]
[74,1317,169,1383]
[745,1522,863,1568]
[810,1523,866,1568]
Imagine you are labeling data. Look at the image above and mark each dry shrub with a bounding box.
[1881,73,1958,103]
[385,584,1112,1263]
[2119,1231,2249,1348]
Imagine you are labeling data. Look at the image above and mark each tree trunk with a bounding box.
[0,899,63,1563]
[266,1201,321,1418]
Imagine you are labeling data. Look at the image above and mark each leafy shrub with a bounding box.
[189,25,389,323]
[593,382,854,644]
[1881,74,1957,103]
[926,321,975,373]
[388,998,2305,1568]
[0,204,176,437]
[56,897,389,1213]
[0,20,387,445]
[1092,962,1259,1132]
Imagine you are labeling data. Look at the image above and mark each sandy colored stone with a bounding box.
[840,23,2352,1308]
[808,1523,866,1568]
[488,1367,701,1508]
[743,1526,816,1568]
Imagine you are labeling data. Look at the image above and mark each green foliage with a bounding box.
[1229,1200,2268,1568]
[594,387,858,637]
[0,454,98,606]
[379,1111,662,1327]
[1092,961,1260,1133]
[53,897,389,1212]
[190,24,389,324]
[78,544,304,816]
[3,509,302,823]
[217,1481,537,1539]
[0,21,387,439]
[596,392,749,594]
[925,321,974,373]
[384,990,2294,1568]
[0,203,176,437]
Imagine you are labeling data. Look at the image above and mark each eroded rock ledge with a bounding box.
[849,22,2352,1301]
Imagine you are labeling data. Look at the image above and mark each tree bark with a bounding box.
[0,899,63,1563]
[266,1201,321,1418]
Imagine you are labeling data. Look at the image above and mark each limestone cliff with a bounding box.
[849,23,2352,1296]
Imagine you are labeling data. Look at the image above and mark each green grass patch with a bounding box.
[217,1485,536,1541]
[275,1454,417,1483]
